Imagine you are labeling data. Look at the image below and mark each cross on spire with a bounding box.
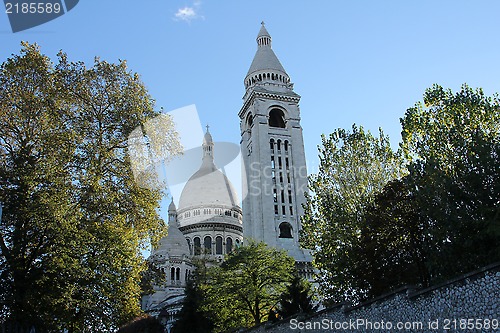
[206,124,210,132]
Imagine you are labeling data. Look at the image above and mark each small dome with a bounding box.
[168,199,176,212]
[153,220,189,259]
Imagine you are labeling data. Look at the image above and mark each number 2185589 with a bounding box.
[5,2,61,14]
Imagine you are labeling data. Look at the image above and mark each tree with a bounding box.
[54,49,182,332]
[0,43,80,330]
[357,178,431,298]
[116,315,164,333]
[172,258,214,333]
[277,275,318,319]
[301,85,500,306]
[201,241,295,332]
[400,84,500,281]
[0,43,181,331]
[300,125,405,304]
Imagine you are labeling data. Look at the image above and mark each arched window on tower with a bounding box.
[176,267,180,281]
[194,237,201,255]
[216,236,223,255]
[204,236,212,254]
[246,112,253,130]
[226,237,233,254]
[170,267,175,281]
[268,108,286,128]
[279,222,293,239]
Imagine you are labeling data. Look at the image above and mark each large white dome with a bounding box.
[178,161,239,211]
[178,129,240,212]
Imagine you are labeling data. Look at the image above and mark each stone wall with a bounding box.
[242,262,500,333]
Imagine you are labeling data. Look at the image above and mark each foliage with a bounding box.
[301,125,405,303]
[277,275,318,319]
[0,42,76,329]
[140,259,166,298]
[357,178,431,298]
[116,315,164,333]
[0,43,181,331]
[302,84,500,305]
[172,258,214,333]
[400,84,500,280]
[200,241,295,332]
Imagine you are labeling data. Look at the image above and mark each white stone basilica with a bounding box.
[142,23,313,331]
[177,129,244,262]
[141,129,244,331]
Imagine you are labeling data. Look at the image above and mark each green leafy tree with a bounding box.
[0,43,80,330]
[400,84,500,280]
[301,125,405,304]
[0,43,181,331]
[116,315,164,333]
[201,241,295,332]
[301,85,500,306]
[357,178,431,298]
[277,275,318,319]
[54,50,182,332]
[172,258,214,333]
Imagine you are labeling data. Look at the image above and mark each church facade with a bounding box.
[142,23,312,331]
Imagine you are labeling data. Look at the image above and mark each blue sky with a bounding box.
[2,1,500,212]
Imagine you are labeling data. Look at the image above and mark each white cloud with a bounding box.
[174,1,203,23]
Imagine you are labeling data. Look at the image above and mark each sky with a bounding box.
[2,0,500,216]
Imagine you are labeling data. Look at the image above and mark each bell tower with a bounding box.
[239,23,312,266]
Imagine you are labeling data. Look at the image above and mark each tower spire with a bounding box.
[244,22,291,90]
[202,125,214,163]
[168,197,178,227]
